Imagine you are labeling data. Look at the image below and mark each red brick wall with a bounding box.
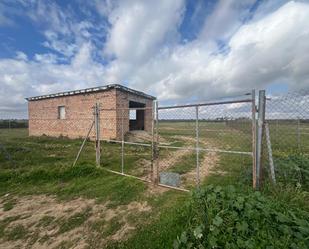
[28,88,154,140]
[115,89,153,139]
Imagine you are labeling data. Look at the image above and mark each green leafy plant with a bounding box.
[274,153,309,190]
[174,185,309,249]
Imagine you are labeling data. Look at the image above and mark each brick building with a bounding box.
[26,84,156,140]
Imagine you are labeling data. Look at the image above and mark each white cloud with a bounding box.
[104,0,184,61]
[1,0,309,119]
[102,0,185,82]
[0,43,106,118]
[199,0,257,41]
[126,1,309,101]
[15,51,28,61]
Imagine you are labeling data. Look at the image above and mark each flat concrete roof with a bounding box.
[26,84,156,101]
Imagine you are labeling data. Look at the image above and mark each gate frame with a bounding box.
[73,91,264,191]
[156,92,257,190]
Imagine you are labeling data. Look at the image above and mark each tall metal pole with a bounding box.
[265,123,276,184]
[276,119,278,145]
[121,109,124,174]
[255,90,266,189]
[151,101,155,183]
[95,103,101,167]
[251,90,257,188]
[155,100,159,184]
[195,105,200,187]
[297,117,300,151]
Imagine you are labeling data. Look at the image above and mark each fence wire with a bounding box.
[156,94,254,190]
[3,89,308,191]
[99,107,154,182]
[264,90,309,189]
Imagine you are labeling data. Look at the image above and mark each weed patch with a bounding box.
[174,185,309,249]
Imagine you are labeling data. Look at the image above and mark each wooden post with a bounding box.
[94,103,101,167]
[255,90,266,189]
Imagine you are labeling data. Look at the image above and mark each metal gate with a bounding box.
[98,106,156,183]
[78,90,266,191]
[155,91,257,190]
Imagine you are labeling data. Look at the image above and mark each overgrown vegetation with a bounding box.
[274,153,309,190]
[174,185,309,249]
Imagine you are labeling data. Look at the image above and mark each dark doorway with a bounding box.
[129,101,145,131]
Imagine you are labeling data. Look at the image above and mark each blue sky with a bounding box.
[0,0,309,118]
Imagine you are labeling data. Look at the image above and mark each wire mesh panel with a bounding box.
[265,91,309,188]
[157,107,196,189]
[157,95,254,190]
[99,107,154,182]
[198,100,254,187]
[266,91,309,153]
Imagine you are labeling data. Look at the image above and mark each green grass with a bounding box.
[0,128,188,248]
[2,199,15,211]
[102,218,124,237]
[169,152,198,175]
[37,216,55,227]
[6,224,28,241]
[0,215,22,239]
[0,125,308,248]
[58,207,92,234]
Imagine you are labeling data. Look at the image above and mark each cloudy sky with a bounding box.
[1,0,309,118]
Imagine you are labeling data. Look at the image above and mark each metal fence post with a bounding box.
[151,101,155,183]
[73,121,94,167]
[297,117,300,151]
[265,123,276,184]
[121,109,124,174]
[195,106,200,187]
[255,90,266,189]
[155,100,159,184]
[251,90,257,188]
[95,103,101,167]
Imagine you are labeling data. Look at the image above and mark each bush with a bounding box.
[174,185,309,249]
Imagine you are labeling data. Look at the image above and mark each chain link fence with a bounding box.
[91,92,255,191]
[264,90,309,189]
[2,89,308,191]
[0,119,28,129]
[157,94,255,190]
[98,107,154,183]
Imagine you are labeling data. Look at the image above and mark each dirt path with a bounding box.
[162,135,220,187]
[121,133,220,188]
[181,150,218,187]
[0,195,151,249]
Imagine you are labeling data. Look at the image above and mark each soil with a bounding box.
[0,195,152,249]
